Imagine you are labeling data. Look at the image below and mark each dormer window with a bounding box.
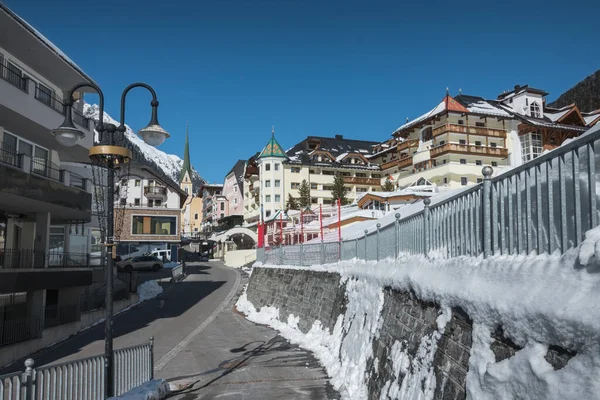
[421,127,433,142]
[530,102,541,118]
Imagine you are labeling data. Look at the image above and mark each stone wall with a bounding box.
[245,267,574,400]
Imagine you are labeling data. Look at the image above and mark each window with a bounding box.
[323,185,334,191]
[134,198,140,206]
[148,180,155,186]
[147,200,154,207]
[155,199,162,207]
[311,183,318,190]
[220,213,224,219]
[460,159,466,164]
[356,187,367,193]
[265,163,271,171]
[443,177,448,184]
[530,102,541,118]
[120,198,126,206]
[372,174,381,178]
[220,202,225,211]
[458,120,465,125]
[274,163,279,171]
[275,194,281,202]
[439,140,446,146]
[184,187,188,194]
[490,142,497,148]
[135,180,141,187]
[311,197,318,204]
[291,182,300,189]
[234,186,237,192]
[356,173,367,178]
[477,178,483,183]
[275,180,280,187]
[265,195,271,202]
[521,132,543,162]
[459,139,466,145]
[266,210,271,217]
[492,161,498,167]
[132,216,177,235]
[476,160,482,166]
[37,83,53,107]
[309,169,316,174]
[461,177,468,186]
[234,198,238,204]
[291,167,301,173]
[475,141,482,146]
[7,62,24,89]
[265,180,271,188]
[421,127,433,142]
[475,122,485,127]
[443,159,447,164]
[322,170,335,175]
[194,213,199,220]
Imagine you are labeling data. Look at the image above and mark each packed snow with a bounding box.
[107,379,169,400]
[162,261,180,269]
[242,225,600,399]
[137,280,163,301]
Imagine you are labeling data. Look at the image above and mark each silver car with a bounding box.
[117,255,163,273]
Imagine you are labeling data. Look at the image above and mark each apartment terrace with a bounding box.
[430,143,509,158]
[432,123,507,139]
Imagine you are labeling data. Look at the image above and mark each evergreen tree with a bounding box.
[286,194,299,211]
[331,173,349,205]
[383,176,395,192]
[298,179,311,208]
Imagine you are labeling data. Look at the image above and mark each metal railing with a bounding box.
[0,143,21,169]
[31,158,63,182]
[258,125,600,265]
[72,108,90,129]
[0,62,28,92]
[0,316,44,348]
[0,249,91,269]
[69,172,87,190]
[34,85,65,114]
[43,304,80,329]
[0,339,154,400]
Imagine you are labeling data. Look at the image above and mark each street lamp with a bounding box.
[53,82,169,397]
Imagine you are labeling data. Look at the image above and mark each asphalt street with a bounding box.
[1,261,338,399]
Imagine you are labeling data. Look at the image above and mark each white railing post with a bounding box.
[395,213,401,258]
[300,243,304,266]
[25,358,34,400]
[376,223,381,261]
[423,198,431,256]
[482,166,494,258]
[364,229,368,260]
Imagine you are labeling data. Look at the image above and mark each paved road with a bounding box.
[1,262,338,399]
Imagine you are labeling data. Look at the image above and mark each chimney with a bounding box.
[335,134,343,140]
[514,84,521,92]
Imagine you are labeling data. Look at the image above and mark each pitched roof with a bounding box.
[285,135,379,169]
[259,133,288,159]
[497,84,549,100]
[225,159,246,193]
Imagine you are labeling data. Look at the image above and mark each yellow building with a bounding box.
[179,126,203,236]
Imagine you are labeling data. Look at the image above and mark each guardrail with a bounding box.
[258,125,600,264]
[0,249,91,269]
[0,339,153,400]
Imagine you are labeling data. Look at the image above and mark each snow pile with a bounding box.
[244,225,600,400]
[162,261,180,269]
[137,280,163,301]
[107,379,169,400]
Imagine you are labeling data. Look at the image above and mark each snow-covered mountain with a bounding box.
[83,104,204,191]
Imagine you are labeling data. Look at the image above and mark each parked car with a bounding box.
[116,255,163,273]
[150,249,171,262]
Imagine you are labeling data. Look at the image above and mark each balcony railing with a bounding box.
[430,143,509,158]
[31,158,63,182]
[0,62,28,92]
[0,249,91,269]
[73,108,90,129]
[34,85,65,114]
[397,156,413,169]
[69,171,87,190]
[397,138,420,151]
[0,142,21,168]
[144,185,168,197]
[343,176,380,186]
[433,123,507,139]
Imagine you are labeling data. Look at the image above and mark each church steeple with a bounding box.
[179,122,192,183]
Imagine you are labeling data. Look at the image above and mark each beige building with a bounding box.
[179,127,203,236]
[244,132,381,224]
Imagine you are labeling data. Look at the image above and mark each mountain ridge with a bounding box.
[548,70,600,112]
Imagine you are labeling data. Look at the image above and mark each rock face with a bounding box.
[245,267,576,400]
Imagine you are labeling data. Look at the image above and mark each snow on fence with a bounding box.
[0,338,153,400]
[260,125,600,265]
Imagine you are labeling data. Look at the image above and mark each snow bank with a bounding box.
[243,226,600,400]
[137,281,163,301]
[162,261,180,269]
[108,379,169,400]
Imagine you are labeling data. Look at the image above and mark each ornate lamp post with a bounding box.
[52,82,169,397]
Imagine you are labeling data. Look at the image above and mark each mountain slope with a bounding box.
[83,104,205,191]
[548,70,600,112]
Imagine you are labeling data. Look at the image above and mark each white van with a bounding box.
[151,249,171,262]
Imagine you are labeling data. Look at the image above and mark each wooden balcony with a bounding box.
[397,156,413,169]
[430,143,509,158]
[343,176,380,186]
[381,159,398,170]
[432,124,507,139]
[397,138,419,151]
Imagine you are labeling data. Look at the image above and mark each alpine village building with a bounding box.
[179,125,204,237]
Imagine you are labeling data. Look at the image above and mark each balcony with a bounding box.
[343,176,380,186]
[430,143,509,158]
[144,185,167,199]
[397,156,413,169]
[432,124,507,139]
[397,138,420,151]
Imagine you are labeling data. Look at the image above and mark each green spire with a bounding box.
[258,126,288,159]
[179,122,192,182]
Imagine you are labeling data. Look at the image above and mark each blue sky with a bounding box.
[6,0,600,183]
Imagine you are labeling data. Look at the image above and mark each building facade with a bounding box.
[223,160,245,217]
[200,183,224,234]
[0,3,98,356]
[114,163,187,259]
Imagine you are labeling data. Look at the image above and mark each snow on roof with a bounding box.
[545,109,570,122]
[394,100,447,134]
[336,152,349,162]
[584,114,600,125]
[466,100,511,117]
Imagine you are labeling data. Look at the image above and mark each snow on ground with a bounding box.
[242,226,600,400]
[137,280,163,301]
[107,379,169,400]
[162,261,180,269]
